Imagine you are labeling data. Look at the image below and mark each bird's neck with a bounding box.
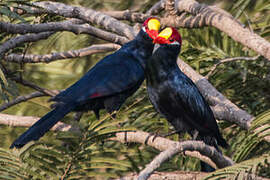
[126,30,154,69]
[151,46,180,70]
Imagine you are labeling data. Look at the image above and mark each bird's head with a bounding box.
[142,17,161,40]
[153,27,182,46]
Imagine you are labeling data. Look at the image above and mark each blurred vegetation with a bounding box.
[0,0,269,179]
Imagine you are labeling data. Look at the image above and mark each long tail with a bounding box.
[199,136,228,172]
[10,104,74,149]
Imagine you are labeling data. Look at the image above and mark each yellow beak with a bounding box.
[147,19,161,31]
[157,27,173,40]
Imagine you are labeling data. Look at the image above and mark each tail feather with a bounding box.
[10,105,74,149]
[200,161,215,172]
[217,135,229,149]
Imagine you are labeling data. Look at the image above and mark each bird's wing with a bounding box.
[165,71,219,134]
[53,51,144,103]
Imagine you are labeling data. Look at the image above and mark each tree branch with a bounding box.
[171,0,270,60]
[5,44,121,64]
[146,0,166,15]
[3,0,264,135]
[104,10,149,23]
[112,131,234,169]
[119,171,270,180]
[0,19,82,34]
[206,55,261,78]
[30,1,135,39]
[0,31,55,58]
[0,91,46,112]
[0,113,79,132]
[0,113,232,169]
[138,146,181,180]
[13,1,270,61]
[0,21,128,45]
[12,77,59,96]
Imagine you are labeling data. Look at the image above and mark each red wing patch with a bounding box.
[90,92,102,98]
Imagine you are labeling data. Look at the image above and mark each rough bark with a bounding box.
[0,113,79,132]
[172,0,270,60]
[5,44,120,63]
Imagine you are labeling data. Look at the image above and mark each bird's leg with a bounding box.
[191,130,199,140]
[94,110,100,120]
[163,130,181,137]
[144,129,181,144]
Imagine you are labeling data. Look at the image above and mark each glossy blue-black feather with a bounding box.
[146,43,228,172]
[11,29,154,149]
[146,44,228,148]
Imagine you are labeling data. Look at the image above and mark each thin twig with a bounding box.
[0,91,46,112]
[0,31,55,58]
[206,55,260,78]
[61,162,72,180]
[12,77,59,96]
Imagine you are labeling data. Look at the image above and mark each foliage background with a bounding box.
[0,0,269,179]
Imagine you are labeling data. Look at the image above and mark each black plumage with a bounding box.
[146,28,228,171]
[10,18,160,149]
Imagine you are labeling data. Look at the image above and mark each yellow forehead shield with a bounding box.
[147,19,161,31]
[158,27,173,40]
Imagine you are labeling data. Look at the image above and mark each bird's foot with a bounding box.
[191,130,199,140]
[144,132,157,145]
[163,130,181,137]
[144,130,178,145]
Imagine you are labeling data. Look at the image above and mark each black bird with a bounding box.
[146,27,228,171]
[10,17,161,149]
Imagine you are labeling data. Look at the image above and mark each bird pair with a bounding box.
[10,17,228,172]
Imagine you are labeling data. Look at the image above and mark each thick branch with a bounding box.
[0,31,55,58]
[177,58,254,129]
[31,1,135,39]
[0,21,128,45]
[105,10,149,23]
[138,146,181,180]
[120,171,270,180]
[172,0,270,60]
[113,131,234,169]
[5,44,121,63]
[0,113,79,132]
[0,19,82,34]
[0,114,232,169]
[146,0,166,15]
[0,91,46,112]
